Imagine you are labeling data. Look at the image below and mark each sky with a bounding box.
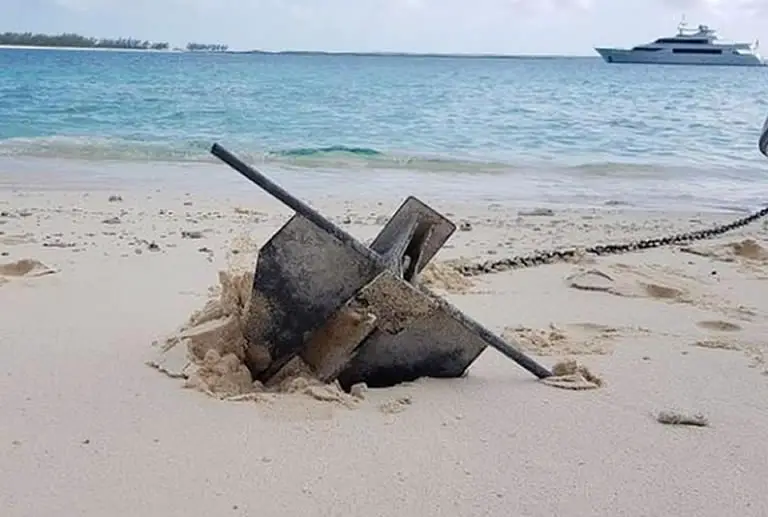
[1,0,767,55]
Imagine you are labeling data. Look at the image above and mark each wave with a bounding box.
[0,135,742,179]
[0,135,515,173]
[270,145,383,158]
[0,136,208,163]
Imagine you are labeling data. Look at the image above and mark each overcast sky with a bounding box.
[2,0,767,55]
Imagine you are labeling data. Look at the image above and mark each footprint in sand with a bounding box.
[565,269,615,293]
[565,268,687,302]
[692,319,742,350]
[641,282,684,300]
[0,258,57,280]
[697,320,742,332]
[564,264,761,321]
[0,233,37,246]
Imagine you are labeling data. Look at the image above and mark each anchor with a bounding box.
[210,144,552,390]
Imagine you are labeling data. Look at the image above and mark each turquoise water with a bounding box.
[1,48,768,209]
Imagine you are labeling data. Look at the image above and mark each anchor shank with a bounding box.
[211,143,382,265]
[453,310,553,379]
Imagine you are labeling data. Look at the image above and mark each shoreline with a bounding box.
[0,156,765,215]
[0,183,759,218]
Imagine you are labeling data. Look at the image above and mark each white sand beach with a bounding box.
[2,186,768,516]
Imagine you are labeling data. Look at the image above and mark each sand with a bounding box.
[0,258,56,278]
[147,267,362,407]
[2,187,768,516]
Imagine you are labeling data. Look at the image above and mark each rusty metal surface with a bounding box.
[243,214,382,381]
[338,293,489,389]
[369,196,456,281]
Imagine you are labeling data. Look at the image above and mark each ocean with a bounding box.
[1,48,767,211]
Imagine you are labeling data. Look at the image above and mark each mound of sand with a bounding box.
[503,323,620,356]
[418,261,474,293]
[148,268,362,408]
[730,239,768,261]
[540,360,603,391]
[692,339,742,351]
[681,238,768,264]
[0,259,56,278]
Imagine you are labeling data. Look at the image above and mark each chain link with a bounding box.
[454,205,768,277]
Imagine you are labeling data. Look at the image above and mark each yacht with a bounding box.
[595,21,765,66]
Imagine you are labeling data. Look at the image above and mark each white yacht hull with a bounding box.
[595,47,765,67]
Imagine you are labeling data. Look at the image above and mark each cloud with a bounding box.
[51,0,597,18]
[656,0,768,13]
[531,0,596,10]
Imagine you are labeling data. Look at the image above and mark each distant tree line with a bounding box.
[185,42,229,52]
[0,32,169,50]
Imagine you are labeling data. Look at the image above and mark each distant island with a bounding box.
[0,32,588,58]
[0,32,170,50]
[0,32,230,52]
[186,43,229,52]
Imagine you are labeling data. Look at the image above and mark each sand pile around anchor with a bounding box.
[540,360,603,391]
[147,268,361,407]
[418,261,474,293]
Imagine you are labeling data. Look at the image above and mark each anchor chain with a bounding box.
[454,205,768,277]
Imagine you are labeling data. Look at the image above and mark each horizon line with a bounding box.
[225,49,598,58]
[0,45,599,58]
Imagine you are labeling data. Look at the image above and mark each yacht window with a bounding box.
[655,38,709,44]
[672,48,722,54]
